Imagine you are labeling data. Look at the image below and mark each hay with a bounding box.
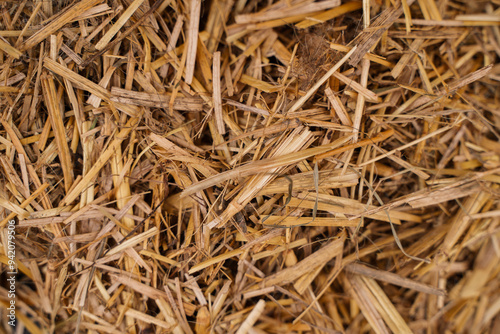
[0,0,499,333]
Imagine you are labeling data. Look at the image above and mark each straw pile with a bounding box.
[0,0,499,333]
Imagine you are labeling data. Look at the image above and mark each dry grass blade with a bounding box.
[1,0,499,333]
